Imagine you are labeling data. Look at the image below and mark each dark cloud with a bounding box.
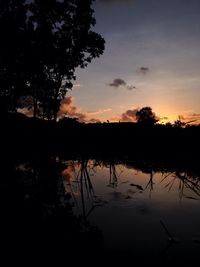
[108,78,136,90]
[137,67,150,75]
[120,108,138,122]
[109,78,127,88]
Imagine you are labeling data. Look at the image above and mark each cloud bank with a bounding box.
[110,108,139,122]
[58,96,86,122]
[58,96,111,123]
[120,108,138,122]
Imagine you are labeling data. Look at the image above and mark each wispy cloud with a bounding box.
[86,108,112,116]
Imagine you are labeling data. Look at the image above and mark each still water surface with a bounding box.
[4,158,199,263]
[61,159,200,261]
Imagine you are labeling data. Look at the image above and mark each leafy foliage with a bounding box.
[136,107,158,125]
[0,0,105,119]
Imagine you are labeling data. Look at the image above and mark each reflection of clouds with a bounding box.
[61,161,76,182]
[18,107,33,117]
[62,168,74,183]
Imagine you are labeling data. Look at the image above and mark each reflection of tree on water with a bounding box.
[2,156,200,264]
[77,159,97,221]
[124,160,200,199]
[101,160,124,188]
[67,160,200,201]
[160,171,200,200]
[63,159,107,222]
[108,164,118,188]
[104,162,119,188]
[1,157,103,263]
[145,170,155,198]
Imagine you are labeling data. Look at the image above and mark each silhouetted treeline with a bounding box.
[2,113,200,161]
[57,120,200,160]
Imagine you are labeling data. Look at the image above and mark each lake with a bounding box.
[60,159,200,263]
[2,157,200,264]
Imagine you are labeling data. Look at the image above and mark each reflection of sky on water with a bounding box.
[62,160,200,259]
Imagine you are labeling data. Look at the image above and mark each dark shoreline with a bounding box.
[2,113,200,162]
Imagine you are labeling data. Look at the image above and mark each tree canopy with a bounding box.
[136,107,158,125]
[0,0,105,120]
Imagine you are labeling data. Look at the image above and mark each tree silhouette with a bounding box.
[0,0,29,114]
[136,106,158,125]
[0,0,105,120]
[173,119,185,128]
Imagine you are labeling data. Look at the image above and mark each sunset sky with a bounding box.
[63,0,200,123]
